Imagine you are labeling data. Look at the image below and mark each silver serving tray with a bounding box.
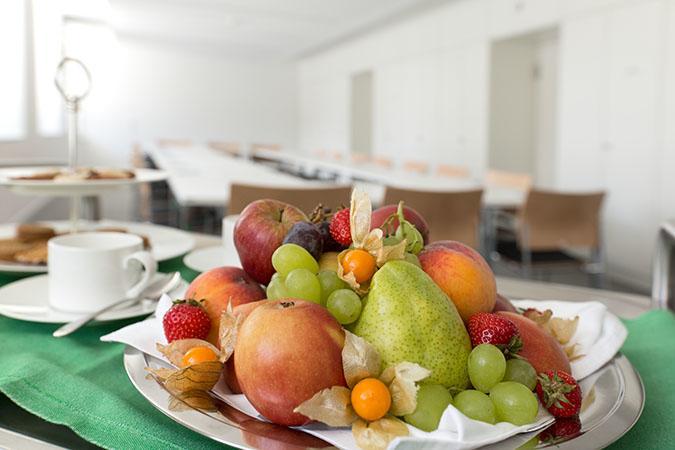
[124,346,644,449]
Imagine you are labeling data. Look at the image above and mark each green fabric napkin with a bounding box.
[609,309,675,449]
[0,257,671,449]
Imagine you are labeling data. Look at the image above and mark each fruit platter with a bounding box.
[103,189,644,449]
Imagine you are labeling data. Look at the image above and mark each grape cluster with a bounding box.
[268,243,362,324]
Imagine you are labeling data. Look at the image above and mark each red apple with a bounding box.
[224,299,279,394]
[235,300,347,426]
[497,311,571,374]
[419,240,496,322]
[185,266,266,346]
[371,204,430,244]
[234,199,308,284]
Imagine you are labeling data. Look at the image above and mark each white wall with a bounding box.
[1,35,298,222]
[298,0,489,173]
[297,0,675,289]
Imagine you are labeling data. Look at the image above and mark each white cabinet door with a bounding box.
[488,0,561,39]
[459,42,489,176]
[437,48,463,165]
[556,12,608,190]
[603,0,664,280]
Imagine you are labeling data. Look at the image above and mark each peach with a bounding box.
[498,312,571,374]
[235,300,347,426]
[418,241,496,322]
[185,266,266,346]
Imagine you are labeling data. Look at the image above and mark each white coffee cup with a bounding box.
[48,232,157,313]
[222,214,239,248]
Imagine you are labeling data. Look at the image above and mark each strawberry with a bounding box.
[467,312,522,355]
[538,415,582,444]
[162,299,211,343]
[536,370,582,418]
[329,208,352,246]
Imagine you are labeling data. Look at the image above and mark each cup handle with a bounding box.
[123,250,157,299]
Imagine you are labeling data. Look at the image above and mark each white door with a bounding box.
[556,12,608,190]
[603,0,664,281]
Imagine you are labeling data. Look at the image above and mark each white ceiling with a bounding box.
[109,0,446,60]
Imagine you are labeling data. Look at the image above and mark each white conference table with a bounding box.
[146,144,527,211]
[252,149,526,209]
[145,144,328,208]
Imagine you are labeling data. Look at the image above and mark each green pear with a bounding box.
[353,260,471,389]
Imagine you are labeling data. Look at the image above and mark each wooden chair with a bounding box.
[485,169,532,191]
[371,156,393,169]
[350,153,370,164]
[229,183,352,216]
[494,189,606,284]
[208,141,241,157]
[435,164,470,178]
[383,186,483,249]
[402,161,430,174]
[156,139,193,148]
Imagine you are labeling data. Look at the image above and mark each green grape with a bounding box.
[403,252,421,267]
[453,390,497,424]
[468,344,506,393]
[266,274,288,300]
[403,384,453,431]
[317,270,348,306]
[490,381,539,425]
[272,243,319,276]
[326,289,362,324]
[503,359,537,391]
[285,268,321,303]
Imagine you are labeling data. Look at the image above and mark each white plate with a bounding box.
[0,167,167,196]
[0,273,187,324]
[0,220,196,273]
[183,246,241,273]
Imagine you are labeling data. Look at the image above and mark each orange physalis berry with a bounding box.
[342,249,377,283]
[181,346,218,367]
[351,378,392,421]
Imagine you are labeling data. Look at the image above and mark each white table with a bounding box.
[145,144,326,208]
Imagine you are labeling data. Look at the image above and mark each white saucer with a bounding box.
[183,246,241,273]
[0,274,187,324]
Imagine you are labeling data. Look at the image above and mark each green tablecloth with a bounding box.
[0,259,672,449]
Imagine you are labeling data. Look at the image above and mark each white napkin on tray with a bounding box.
[101,296,627,450]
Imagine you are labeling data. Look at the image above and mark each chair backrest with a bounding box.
[383,186,484,248]
[351,153,370,164]
[156,139,192,148]
[372,156,393,169]
[251,143,282,153]
[208,141,241,157]
[485,169,532,190]
[229,183,353,216]
[403,160,430,174]
[519,189,606,251]
[436,164,470,178]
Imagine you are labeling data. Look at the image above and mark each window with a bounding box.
[0,0,26,141]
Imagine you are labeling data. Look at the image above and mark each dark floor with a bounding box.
[490,259,649,296]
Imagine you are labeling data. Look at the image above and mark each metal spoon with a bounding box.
[53,271,182,338]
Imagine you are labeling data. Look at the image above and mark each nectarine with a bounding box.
[185,266,265,346]
[419,241,496,322]
[497,311,571,374]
